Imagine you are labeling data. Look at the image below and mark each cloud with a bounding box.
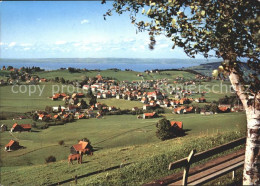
[23,47,31,51]
[80,19,89,24]
[20,43,32,47]
[8,42,16,47]
[55,41,67,45]
[0,42,4,46]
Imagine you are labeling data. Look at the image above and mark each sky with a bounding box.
[0,1,211,59]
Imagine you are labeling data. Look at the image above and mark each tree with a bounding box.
[60,77,65,84]
[54,77,59,82]
[45,155,56,163]
[104,1,259,184]
[32,113,39,121]
[156,118,183,140]
[89,95,97,106]
[7,66,13,71]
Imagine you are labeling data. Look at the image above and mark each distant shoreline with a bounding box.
[0,58,222,71]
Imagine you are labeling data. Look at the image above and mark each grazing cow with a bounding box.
[68,153,82,165]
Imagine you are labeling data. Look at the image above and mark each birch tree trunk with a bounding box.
[229,69,260,185]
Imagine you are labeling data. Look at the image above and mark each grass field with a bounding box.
[0,83,73,113]
[0,69,246,185]
[0,112,246,167]
[34,69,196,82]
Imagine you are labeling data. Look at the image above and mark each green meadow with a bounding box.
[0,69,246,185]
[34,69,196,82]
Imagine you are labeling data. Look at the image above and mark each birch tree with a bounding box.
[103,0,260,184]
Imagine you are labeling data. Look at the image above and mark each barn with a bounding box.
[170,121,183,129]
[143,112,158,119]
[70,141,93,155]
[11,123,31,132]
[1,124,7,132]
[5,140,21,151]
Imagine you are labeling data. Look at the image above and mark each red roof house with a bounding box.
[5,140,21,151]
[170,121,183,129]
[11,123,31,132]
[70,141,93,155]
[143,112,158,119]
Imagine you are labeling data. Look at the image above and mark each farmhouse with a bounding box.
[231,104,244,112]
[82,85,90,90]
[185,107,194,113]
[52,106,66,112]
[38,114,51,121]
[53,115,61,120]
[132,107,139,111]
[218,106,230,113]
[170,121,183,129]
[70,141,93,155]
[173,106,186,114]
[1,124,7,132]
[143,112,157,119]
[10,123,31,132]
[5,140,21,151]
[143,104,153,110]
[195,97,206,103]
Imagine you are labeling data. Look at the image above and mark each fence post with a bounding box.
[75,175,77,184]
[232,170,235,180]
[182,149,196,186]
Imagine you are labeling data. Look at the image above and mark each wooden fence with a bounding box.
[145,137,246,186]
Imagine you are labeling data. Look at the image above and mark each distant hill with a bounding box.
[184,61,251,77]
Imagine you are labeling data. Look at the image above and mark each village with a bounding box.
[1,67,244,158]
[0,0,257,184]
[0,63,248,186]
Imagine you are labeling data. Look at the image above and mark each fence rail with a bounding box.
[145,137,246,186]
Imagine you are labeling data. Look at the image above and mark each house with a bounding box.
[132,107,139,111]
[77,93,84,98]
[185,107,194,113]
[231,104,244,112]
[141,97,148,104]
[5,140,21,151]
[109,106,117,111]
[10,123,31,132]
[39,78,47,82]
[53,115,61,120]
[38,114,51,121]
[70,141,93,155]
[218,106,230,113]
[195,97,206,103]
[200,109,206,115]
[52,106,66,112]
[180,98,190,104]
[143,105,153,110]
[143,112,157,119]
[170,121,183,129]
[1,124,7,132]
[52,96,59,101]
[75,113,86,119]
[82,85,90,90]
[97,93,102,99]
[173,106,186,114]
[218,104,232,109]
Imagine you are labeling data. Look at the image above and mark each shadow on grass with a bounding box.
[31,130,40,132]
[50,163,132,186]
[92,146,103,152]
